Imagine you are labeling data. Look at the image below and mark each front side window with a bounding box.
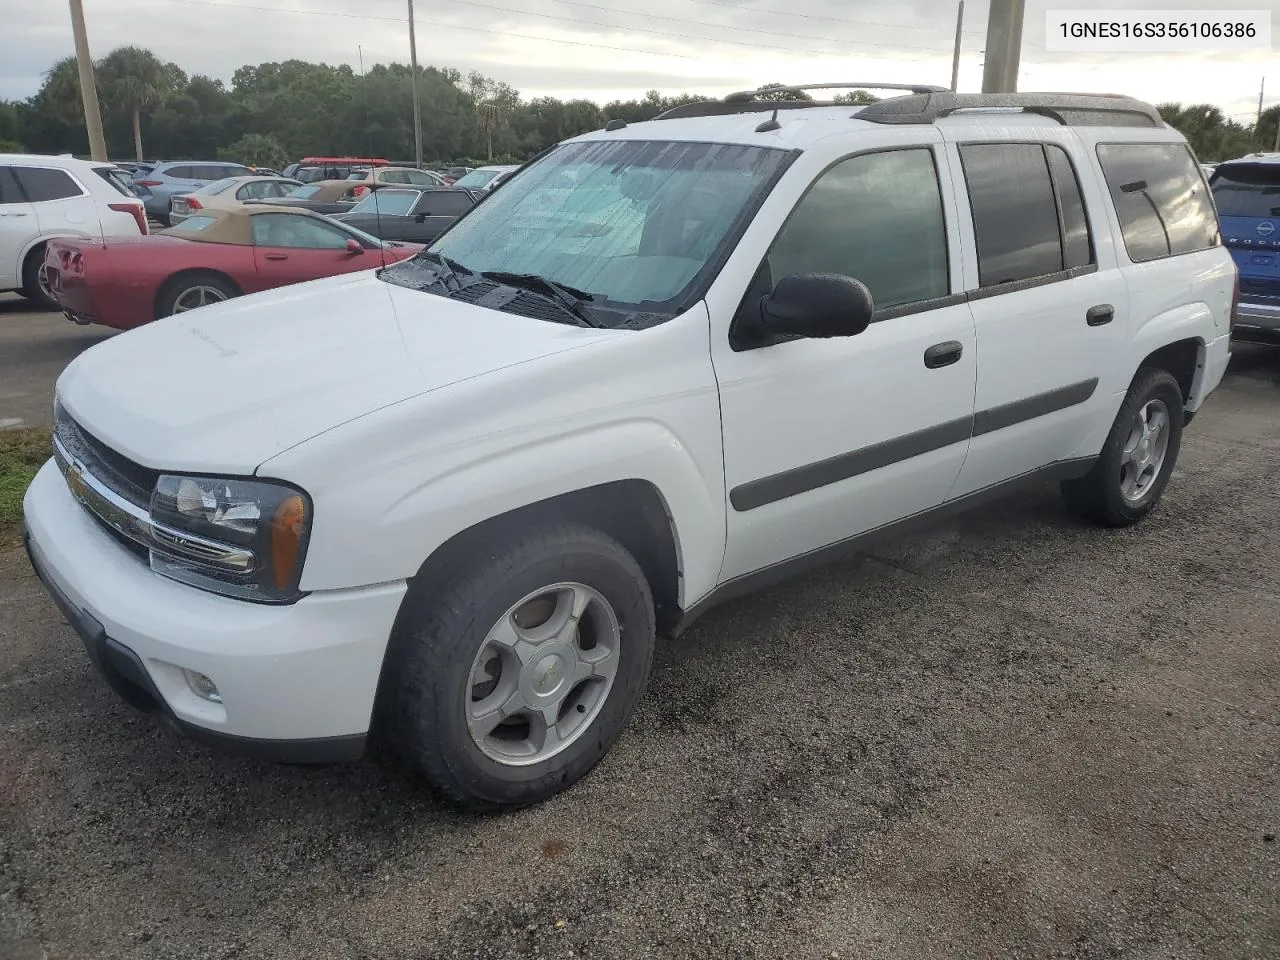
[398,139,791,315]
[403,170,438,186]
[765,148,949,311]
[418,192,473,217]
[252,213,353,249]
[960,143,1063,286]
[12,167,84,202]
[1097,143,1218,261]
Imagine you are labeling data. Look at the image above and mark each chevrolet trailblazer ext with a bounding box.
[24,86,1235,810]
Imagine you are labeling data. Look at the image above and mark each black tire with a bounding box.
[155,272,239,319]
[381,522,655,811]
[1061,367,1184,527]
[21,246,58,311]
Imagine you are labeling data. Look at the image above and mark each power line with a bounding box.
[674,0,986,36]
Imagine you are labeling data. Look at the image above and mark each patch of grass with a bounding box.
[0,428,52,546]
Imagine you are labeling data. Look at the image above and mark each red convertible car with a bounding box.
[44,206,422,330]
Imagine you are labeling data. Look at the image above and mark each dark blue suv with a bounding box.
[1210,156,1280,343]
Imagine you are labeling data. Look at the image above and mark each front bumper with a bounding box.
[22,461,408,762]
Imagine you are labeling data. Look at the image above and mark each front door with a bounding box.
[711,143,979,583]
[249,213,370,292]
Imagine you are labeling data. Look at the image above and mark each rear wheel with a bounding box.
[156,273,238,319]
[21,246,58,311]
[1061,367,1184,526]
[381,522,655,811]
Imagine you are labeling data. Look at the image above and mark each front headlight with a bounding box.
[148,475,312,603]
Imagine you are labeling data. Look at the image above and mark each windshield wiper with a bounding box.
[416,251,471,292]
[479,271,603,328]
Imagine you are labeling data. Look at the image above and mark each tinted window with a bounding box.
[0,168,22,204]
[960,143,1062,286]
[1096,143,1218,261]
[1046,145,1093,269]
[420,192,473,217]
[1210,164,1280,218]
[208,164,250,179]
[165,166,196,180]
[12,167,84,202]
[96,168,134,197]
[766,148,949,310]
[252,213,352,249]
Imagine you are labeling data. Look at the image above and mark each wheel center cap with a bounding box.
[531,650,569,697]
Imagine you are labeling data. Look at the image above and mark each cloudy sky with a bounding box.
[2,0,1277,121]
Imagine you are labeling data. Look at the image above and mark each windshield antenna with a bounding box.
[358,44,388,270]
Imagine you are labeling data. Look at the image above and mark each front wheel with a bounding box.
[1061,367,1184,526]
[382,522,655,811]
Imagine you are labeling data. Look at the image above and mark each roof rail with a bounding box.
[652,82,947,121]
[857,91,1162,127]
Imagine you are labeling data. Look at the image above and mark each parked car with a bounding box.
[23,86,1234,812]
[42,204,419,329]
[170,175,303,225]
[284,157,390,183]
[0,154,147,309]
[132,161,253,225]
[1208,156,1280,344]
[332,187,481,242]
[344,166,448,189]
[244,179,371,215]
[451,164,519,192]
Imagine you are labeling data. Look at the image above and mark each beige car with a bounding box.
[345,166,448,188]
[169,175,303,225]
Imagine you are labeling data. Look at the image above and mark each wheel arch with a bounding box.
[154,268,243,319]
[1136,337,1204,410]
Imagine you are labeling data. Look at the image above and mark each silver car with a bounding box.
[132,161,252,224]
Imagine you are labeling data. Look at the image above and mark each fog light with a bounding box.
[183,669,223,703]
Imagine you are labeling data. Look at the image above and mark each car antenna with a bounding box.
[358,44,388,270]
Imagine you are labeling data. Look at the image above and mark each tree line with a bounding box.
[0,47,1273,167]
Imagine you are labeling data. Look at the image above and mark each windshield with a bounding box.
[1211,165,1280,218]
[349,189,421,216]
[289,184,322,199]
[388,140,790,318]
[453,169,499,188]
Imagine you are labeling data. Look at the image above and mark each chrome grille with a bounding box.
[54,404,158,508]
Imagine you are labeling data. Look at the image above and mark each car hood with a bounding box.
[57,270,615,475]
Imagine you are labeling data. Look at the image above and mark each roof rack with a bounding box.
[653,82,948,121]
[857,91,1162,128]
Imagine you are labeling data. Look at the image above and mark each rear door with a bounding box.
[0,167,39,288]
[251,213,372,289]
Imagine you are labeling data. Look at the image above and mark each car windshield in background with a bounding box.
[452,169,499,188]
[349,189,420,216]
[382,140,790,322]
[1210,165,1280,218]
[289,185,323,199]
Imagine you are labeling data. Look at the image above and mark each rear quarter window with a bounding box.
[95,168,134,197]
[12,167,85,202]
[1096,143,1219,262]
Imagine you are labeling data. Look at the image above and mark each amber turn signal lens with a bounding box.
[270,494,307,590]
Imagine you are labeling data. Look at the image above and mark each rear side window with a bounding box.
[96,168,134,197]
[1045,145,1094,269]
[421,192,474,217]
[165,165,196,180]
[959,143,1063,286]
[12,167,84,202]
[1096,143,1218,261]
[1210,164,1280,218]
[766,147,950,310]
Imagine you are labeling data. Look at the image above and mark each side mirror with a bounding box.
[756,273,874,340]
[345,238,363,255]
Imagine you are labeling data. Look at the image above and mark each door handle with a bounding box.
[264,253,288,261]
[924,341,964,369]
[1086,304,1115,326]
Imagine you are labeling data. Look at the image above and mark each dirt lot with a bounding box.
[1,306,1277,960]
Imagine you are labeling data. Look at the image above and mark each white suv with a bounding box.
[0,154,147,309]
[23,86,1235,810]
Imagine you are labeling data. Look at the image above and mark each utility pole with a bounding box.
[950,0,964,93]
[407,0,423,169]
[981,0,1025,94]
[68,0,107,161]
[1257,76,1266,129]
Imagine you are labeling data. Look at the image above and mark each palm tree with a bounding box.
[476,100,504,161]
[98,46,170,160]
[40,56,86,123]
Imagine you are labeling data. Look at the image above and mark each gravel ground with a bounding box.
[1,313,1277,959]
